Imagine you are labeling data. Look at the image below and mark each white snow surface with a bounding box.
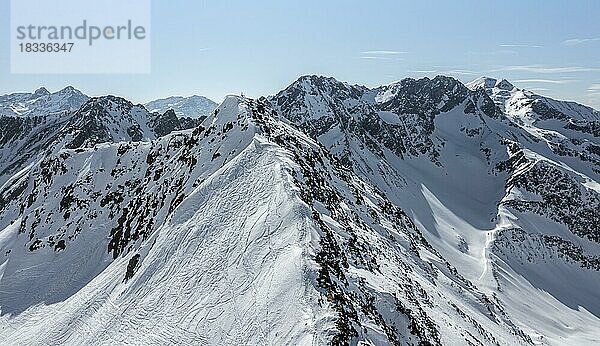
[0,97,331,344]
[270,75,600,345]
[0,75,599,345]
[0,137,327,345]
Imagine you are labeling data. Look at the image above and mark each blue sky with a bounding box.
[1,0,599,108]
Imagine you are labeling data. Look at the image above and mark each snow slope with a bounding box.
[0,76,598,345]
[0,97,328,344]
[0,95,538,345]
[272,75,600,345]
[0,124,327,345]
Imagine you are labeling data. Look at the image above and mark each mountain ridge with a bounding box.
[0,76,598,345]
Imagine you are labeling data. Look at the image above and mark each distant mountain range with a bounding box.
[0,76,598,345]
[145,95,217,119]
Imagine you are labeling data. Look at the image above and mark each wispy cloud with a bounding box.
[444,69,478,75]
[588,84,600,94]
[499,44,542,48]
[513,79,573,84]
[495,65,600,73]
[359,56,392,60]
[359,50,406,61]
[361,50,407,55]
[587,84,600,110]
[407,70,437,74]
[563,38,600,46]
[528,88,550,92]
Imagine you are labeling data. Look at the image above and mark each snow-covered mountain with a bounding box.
[0,87,89,189]
[0,86,89,118]
[145,95,218,119]
[0,77,598,345]
[0,90,202,189]
[271,75,600,345]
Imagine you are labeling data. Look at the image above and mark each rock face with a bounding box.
[0,78,598,345]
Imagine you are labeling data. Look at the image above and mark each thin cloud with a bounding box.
[587,84,600,110]
[588,84,600,94]
[444,69,478,75]
[528,88,550,92]
[495,65,600,73]
[407,70,437,73]
[359,50,406,61]
[361,50,408,55]
[499,44,542,48]
[360,56,392,60]
[513,79,572,84]
[563,38,600,46]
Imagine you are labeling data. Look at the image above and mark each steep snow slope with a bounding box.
[465,78,600,343]
[0,76,598,345]
[272,75,600,345]
[145,95,218,119]
[0,95,540,345]
[0,103,326,344]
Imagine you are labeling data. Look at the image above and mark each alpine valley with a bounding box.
[0,75,598,345]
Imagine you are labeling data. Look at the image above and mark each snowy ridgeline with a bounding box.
[0,76,598,345]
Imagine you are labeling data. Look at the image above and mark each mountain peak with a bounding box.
[465,76,498,91]
[296,74,339,84]
[88,95,134,107]
[376,75,470,110]
[384,75,464,90]
[76,95,136,117]
[495,78,514,91]
[466,76,515,92]
[33,87,50,97]
[294,75,343,90]
[58,86,80,95]
[291,75,367,93]
[282,75,367,103]
[208,95,247,124]
[0,86,88,117]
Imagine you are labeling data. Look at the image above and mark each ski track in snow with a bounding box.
[0,139,326,345]
[1,78,599,345]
